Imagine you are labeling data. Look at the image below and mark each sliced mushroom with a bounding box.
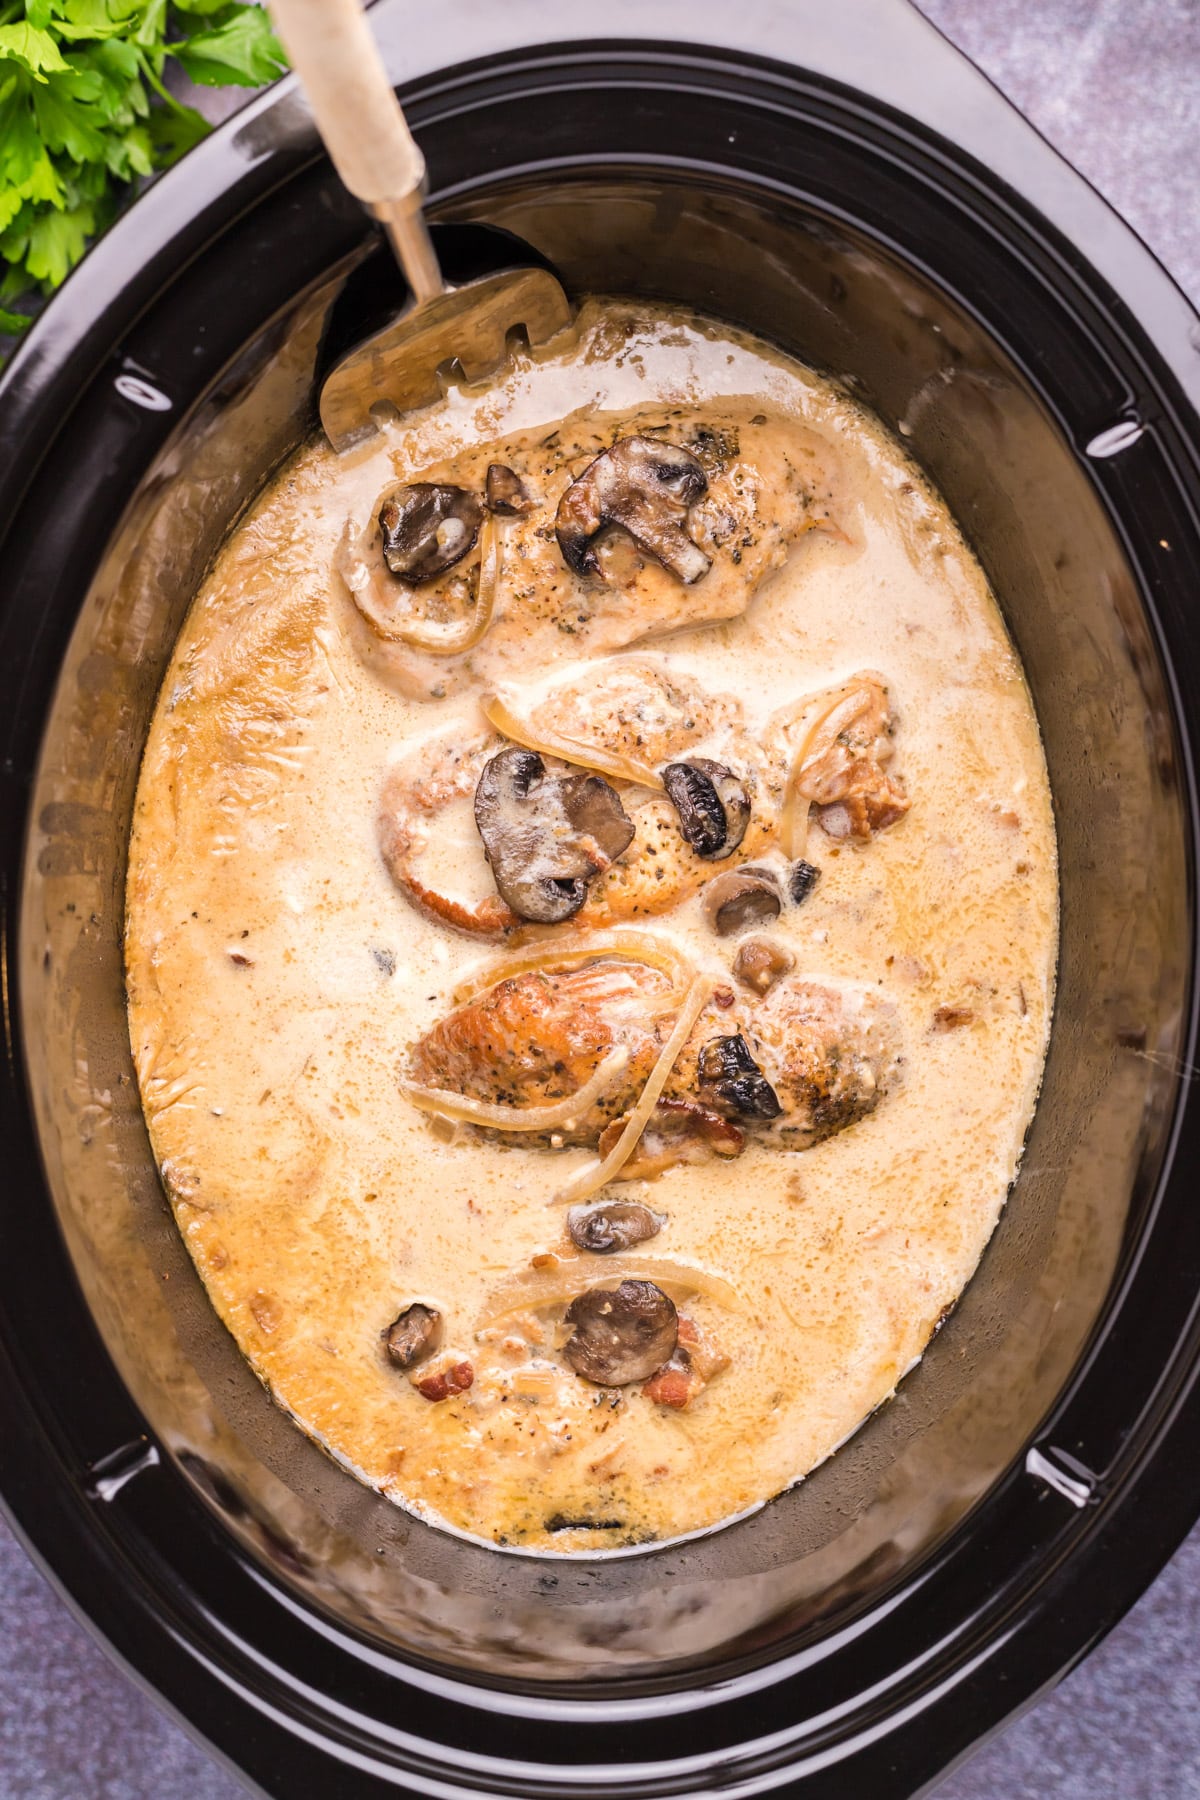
[788,860,821,904]
[382,1302,442,1370]
[697,1033,782,1119]
[555,437,711,584]
[733,936,796,996]
[380,484,483,582]
[485,463,535,515]
[563,1280,678,1385]
[662,759,751,859]
[701,867,782,936]
[567,1200,664,1254]
[474,746,635,924]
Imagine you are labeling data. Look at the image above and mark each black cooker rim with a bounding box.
[3,6,1200,1799]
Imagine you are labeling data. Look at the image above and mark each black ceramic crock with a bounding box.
[3,2,1200,1795]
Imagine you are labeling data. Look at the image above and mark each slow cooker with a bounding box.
[3,2,1200,1794]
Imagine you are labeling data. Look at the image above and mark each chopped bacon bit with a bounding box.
[643,1315,729,1408]
[713,985,736,1010]
[933,1005,975,1031]
[642,1365,694,1409]
[598,1096,743,1180]
[414,1360,474,1402]
[677,1315,730,1382]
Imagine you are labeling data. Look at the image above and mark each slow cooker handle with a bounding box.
[266,0,444,304]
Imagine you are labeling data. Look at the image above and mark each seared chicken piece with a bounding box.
[338,411,830,703]
[378,662,781,940]
[406,961,675,1147]
[751,978,902,1148]
[406,957,899,1163]
[776,671,909,842]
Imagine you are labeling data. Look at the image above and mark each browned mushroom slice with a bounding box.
[563,1280,678,1385]
[696,1033,782,1119]
[661,758,751,859]
[485,463,535,515]
[555,437,712,584]
[473,746,635,924]
[733,936,796,996]
[567,1200,665,1254]
[701,867,783,936]
[380,484,483,582]
[788,860,821,904]
[382,1302,442,1370]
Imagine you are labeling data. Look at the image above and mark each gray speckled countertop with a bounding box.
[3,2,1198,1794]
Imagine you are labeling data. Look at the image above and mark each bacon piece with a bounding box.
[597,1096,744,1180]
[643,1316,729,1409]
[413,1358,474,1402]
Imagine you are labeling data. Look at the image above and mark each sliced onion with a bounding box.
[792,686,874,799]
[400,1044,629,1131]
[480,690,665,790]
[552,975,714,1204]
[479,1253,742,1327]
[452,929,695,1008]
[775,681,875,855]
[779,780,812,860]
[336,514,502,654]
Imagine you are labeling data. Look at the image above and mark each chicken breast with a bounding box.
[377,661,783,940]
[338,408,831,702]
[405,957,900,1162]
[752,977,903,1147]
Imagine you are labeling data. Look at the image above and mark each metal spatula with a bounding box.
[267,0,574,452]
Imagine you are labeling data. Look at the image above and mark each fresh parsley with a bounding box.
[1,0,286,352]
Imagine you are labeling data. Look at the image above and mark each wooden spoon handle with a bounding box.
[266,0,442,299]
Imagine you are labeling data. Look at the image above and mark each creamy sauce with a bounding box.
[125,301,1057,1553]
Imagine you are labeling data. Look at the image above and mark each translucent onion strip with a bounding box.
[479,1254,742,1327]
[775,683,874,857]
[452,929,694,1008]
[400,1045,629,1131]
[552,975,714,1204]
[480,690,665,790]
[792,687,873,797]
[336,514,502,654]
[779,780,812,861]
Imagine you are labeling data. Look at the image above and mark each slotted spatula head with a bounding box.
[319,265,574,452]
[266,0,575,453]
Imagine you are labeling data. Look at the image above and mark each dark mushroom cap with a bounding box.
[379,484,483,583]
[788,860,822,904]
[382,1302,442,1370]
[662,758,751,859]
[555,437,712,584]
[563,1280,678,1385]
[701,866,782,936]
[697,1033,782,1119]
[733,936,796,996]
[485,463,535,515]
[567,1200,665,1254]
[474,746,635,924]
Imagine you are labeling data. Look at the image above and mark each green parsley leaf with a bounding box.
[0,19,70,75]
[0,0,286,350]
[173,5,285,86]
